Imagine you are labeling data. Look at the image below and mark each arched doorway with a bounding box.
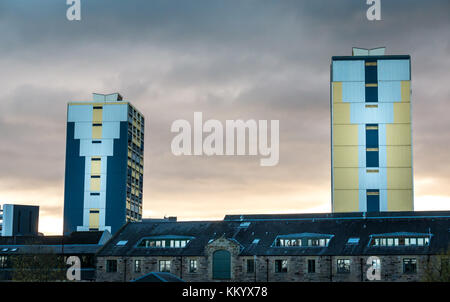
[212,250,231,279]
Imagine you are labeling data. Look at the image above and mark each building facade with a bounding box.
[0,204,39,237]
[96,211,450,282]
[331,47,413,213]
[64,93,145,235]
[0,230,111,281]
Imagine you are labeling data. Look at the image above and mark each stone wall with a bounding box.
[96,241,436,282]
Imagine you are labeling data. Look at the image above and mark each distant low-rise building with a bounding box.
[0,204,39,237]
[0,230,111,281]
[96,211,450,282]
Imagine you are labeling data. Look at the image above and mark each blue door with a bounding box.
[213,250,231,279]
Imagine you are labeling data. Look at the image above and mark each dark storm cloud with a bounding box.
[0,0,449,231]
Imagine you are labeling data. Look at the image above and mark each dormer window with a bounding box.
[273,233,333,247]
[136,235,194,248]
[369,233,432,247]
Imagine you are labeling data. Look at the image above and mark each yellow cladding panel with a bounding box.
[386,124,411,146]
[333,125,359,146]
[89,210,100,229]
[333,190,359,212]
[386,146,412,167]
[394,103,411,123]
[90,178,101,191]
[92,108,103,122]
[333,168,358,189]
[387,190,413,211]
[333,103,351,124]
[91,160,101,175]
[92,125,102,139]
[333,146,359,167]
[401,81,410,102]
[332,82,342,103]
[387,168,412,189]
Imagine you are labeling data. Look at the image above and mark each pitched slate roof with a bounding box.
[0,231,111,255]
[97,211,450,257]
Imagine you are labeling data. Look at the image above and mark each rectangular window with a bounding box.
[189,259,198,273]
[337,259,351,274]
[0,256,7,268]
[366,190,380,212]
[92,123,102,139]
[91,157,101,175]
[92,140,102,144]
[247,259,255,273]
[89,209,100,229]
[134,259,141,273]
[106,260,117,273]
[366,124,379,168]
[159,260,171,272]
[387,238,394,246]
[403,258,417,274]
[365,60,378,84]
[308,259,316,274]
[93,106,103,122]
[275,260,288,273]
[366,124,379,148]
[372,258,381,271]
[366,149,379,167]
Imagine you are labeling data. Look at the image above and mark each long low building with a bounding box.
[0,230,111,281]
[96,211,450,282]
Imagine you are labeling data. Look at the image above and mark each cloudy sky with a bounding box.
[0,0,449,235]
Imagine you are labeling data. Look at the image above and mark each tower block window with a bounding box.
[366,124,379,168]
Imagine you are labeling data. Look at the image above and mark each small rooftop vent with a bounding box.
[352,47,386,56]
[347,238,360,245]
[116,240,128,246]
[239,222,251,228]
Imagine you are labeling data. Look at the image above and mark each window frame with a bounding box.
[275,259,288,273]
[246,259,255,274]
[189,259,198,273]
[134,259,142,273]
[106,259,117,273]
[337,259,351,274]
[159,260,171,273]
[402,258,417,274]
[307,259,316,274]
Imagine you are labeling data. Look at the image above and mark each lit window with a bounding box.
[337,259,350,274]
[137,237,192,248]
[134,260,141,273]
[159,260,171,272]
[189,259,198,273]
[275,260,288,273]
